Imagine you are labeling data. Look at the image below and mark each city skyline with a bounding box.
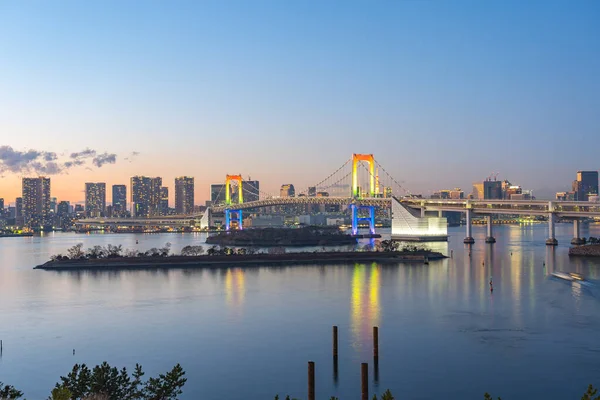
[1,1,600,203]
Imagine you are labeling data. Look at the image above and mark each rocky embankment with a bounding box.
[35,251,446,271]
[569,244,600,257]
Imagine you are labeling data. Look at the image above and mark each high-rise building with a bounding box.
[211,184,226,205]
[175,177,195,214]
[384,187,393,198]
[449,188,464,199]
[22,177,51,227]
[57,201,70,217]
[112,185,127,216]
[242,180,260,203]
[85,183,106,217]
[308,187,317,197]
[472,180,502,200]
[0,198,4,215]
[572,171,599,201]
[15,197,23,218]
[131,176,162,217]
[50,197,57,214]
[280,184,295,198]
[160,187,169,216]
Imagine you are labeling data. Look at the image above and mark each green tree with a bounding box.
[0,382,23,399]
[582,384,600,400]
[143,363,187,400]
[48,385,72,400]
[57,362,185,400]
[484,393,501,400]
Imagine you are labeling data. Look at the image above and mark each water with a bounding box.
[1,224,600,399]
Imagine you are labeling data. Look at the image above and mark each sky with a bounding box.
[1,0,599,205]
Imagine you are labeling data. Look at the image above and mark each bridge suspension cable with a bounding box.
[296,158,352,196]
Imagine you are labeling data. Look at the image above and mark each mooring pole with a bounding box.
[333,326,338,357]
[308,361,315,400]
[361,363,368,400]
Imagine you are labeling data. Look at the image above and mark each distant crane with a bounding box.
[487,172,499,181]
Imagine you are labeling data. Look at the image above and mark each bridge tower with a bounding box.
[225,174,244,231]
[225,174,244,205]
[352,154,375,198]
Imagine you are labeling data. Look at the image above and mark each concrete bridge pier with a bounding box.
[485,215,496,243]
[571,219,585,245]
[438,210,443,218]
[546,206,558,246]
[464,208,475,244]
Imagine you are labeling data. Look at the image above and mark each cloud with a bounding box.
[124,151,140,162]
[92,152,117,167]
[70,148,96,159]
[63,159,86,168]
[0,146,122,176]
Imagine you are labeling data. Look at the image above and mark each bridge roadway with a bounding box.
[75,198,600,246]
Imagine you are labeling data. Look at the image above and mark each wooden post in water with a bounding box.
[373,326,379,358]
[373,326,379,382]
[332,325,339,383]
[333,326,338,357]
[361,363,369,400]
[308,361,315,400]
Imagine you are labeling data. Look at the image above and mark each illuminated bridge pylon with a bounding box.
[225,174,244,231]
[352,153,375,198]
[351,154,378,235]
[225,174,244,205]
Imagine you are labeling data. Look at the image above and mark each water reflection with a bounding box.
[224,268,245,313]
[351,263,380,348]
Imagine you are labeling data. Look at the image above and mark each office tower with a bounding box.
[384,187,393,198]
[242,180,260,203]
[280,184,295,198]
[211,184,226,205]
[175,176,195,214]
[22,177,51,227]
[572,171,599,201]
[0,198,4,216]
[85,183,106,217]
[112,185,127,216]
[160,187,169,216]
[449,188,464,199]
[57,201,70,217]
[50,197,57,214]
[131,176,162,217]
[15,197,23,217]
[472,180,502,200]
[308,187,317,197]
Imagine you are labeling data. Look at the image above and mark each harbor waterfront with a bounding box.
[2,224,600,399]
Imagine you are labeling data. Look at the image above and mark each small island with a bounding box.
[569,237,600,257]
[205,226,357,246]
[34,241,446,271]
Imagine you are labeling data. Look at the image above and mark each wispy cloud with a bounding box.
[92,153,117,168]
[0,146,132,176]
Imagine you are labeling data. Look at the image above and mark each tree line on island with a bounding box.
[0,362,186,399]
[48,240,422,262]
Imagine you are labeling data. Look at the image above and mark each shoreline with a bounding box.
[34,251,446,271]
[569,244,600,257]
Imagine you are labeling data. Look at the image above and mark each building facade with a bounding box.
[112,185,127,216]
[175,176,194,214]
[280,184,295,198]
[160,187,169,216]
[573,171,599,201]
[131,176,162,217]
[211,184,226,205]
[22,177,51,227]
[85,182,106,217]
